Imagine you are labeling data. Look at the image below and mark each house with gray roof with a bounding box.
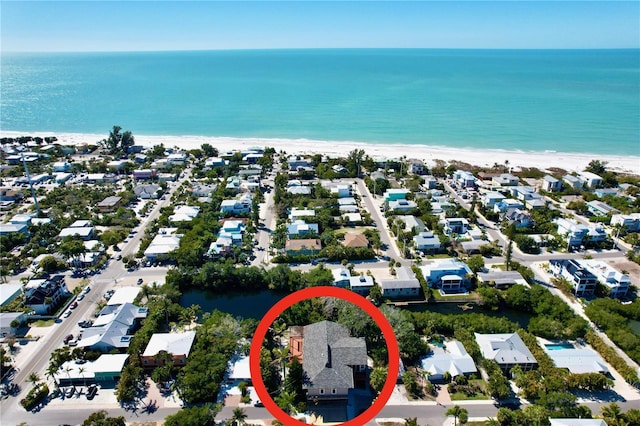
[475,332,537,374]
[543,345,608,375]
[301,321,367,400]
[77,302,148,352]
[413,231,442,253]
[477,270,527,289]
[379,266,421,299]
[542,175,562,192]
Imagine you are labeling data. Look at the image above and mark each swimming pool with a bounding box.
[545,343,575,350]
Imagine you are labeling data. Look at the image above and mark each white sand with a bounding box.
[3,131,639,175]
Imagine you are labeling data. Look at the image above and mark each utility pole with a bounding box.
[21,153,40,215]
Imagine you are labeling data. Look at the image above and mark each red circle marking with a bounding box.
[249,286,399,426]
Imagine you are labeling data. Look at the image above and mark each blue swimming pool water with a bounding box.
[545,343,575,350]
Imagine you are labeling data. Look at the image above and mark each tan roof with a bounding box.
[343,233,368,248]
[285,238,321,251]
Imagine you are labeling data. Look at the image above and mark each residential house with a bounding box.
[58,224,95,241]
[578,171,603,189]
[191,184,217,197]
[54,172,73,183]
[342,233,368,249]
[398,215,426,233]
[477,271,527,289]
[285,239,321,256]
[169,205,200,222]
[0,188,22,203]
[141,331,197,367]
[300,321,367,400]
[134,184,162,199]
[107,160,129,171]
[0,312,27,337]
[563,175,584,190]
[0,283,23,308]
[0,223,29,237]
[483,191,506,208]
[220,194,252,215]
[107,287,142,306]
[420,259,472,292]
[423,175,438,189]
[581,260,630,298]
[388,199,417,212]
[542,175,562,192]
[421,341,477,382]
[166,152,187,165]
[144,228,183,262]
[287,220,319,238]
[543,345,608,375]
[77,302,148,352]
[594,188,619,198]
[549,259,598,297]
[383,188,410,202]
[332,267,352,288]
[408,159,426,175]
[55,354,130,387]
[554,218,607,249]
[287,185,311,195]
[52,161,71,172]
[453,170,476,188]
[474,332,537,374]
[332,164,348,174]
[440,217,470,235]
[413,231,442,253]
[288,157,313,171]
[379,267,421,299]
[611,213,640,232]
[133,169,157,180]
[503,208,533,229]
[97,196,123,213]
[492,173,520,187]
[349,275,374,296]
[205,157,227,168]
[24,277,69,314]
[289,208,316,221]
[586,200,619,217]
[331,184,352,198]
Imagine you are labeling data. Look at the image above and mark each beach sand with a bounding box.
[2,131,639,175]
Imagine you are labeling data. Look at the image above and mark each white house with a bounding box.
[420,259,472,291]
[492,173,519,187]
[77,303,148,352]
[554,218,606,249]
[563,175,584,190]
[453,170,476,188]
[387,199,417,212]
[439,218,469,235]
[611,213,640,232]
[474,332,537,373]
[483,191,506,208]
[421,341,477,382]
[542,175,562,192]
[287,220,319,237]
[331,184,352,198]
[413,231,442,252]
[586,200,619,217]
[578,171,603,189]
[289,208,316,221]
[549,259,598,297]
[141,331,197,367]
[581,260,630,298]
[379,267,421,299]
[144,228,183,261]
[169,205,200,222]
[0,312,27,337]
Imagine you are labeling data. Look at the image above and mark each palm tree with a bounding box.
[78,366,87,390]
[601,402,623,425]
[46,364,60,390]
[27,372,40,387]
[230,407,248,426]
[274,389,297,415]
[446,405,468,426]
[404,418,419,426]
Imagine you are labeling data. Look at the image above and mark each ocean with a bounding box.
[1,49,638,156]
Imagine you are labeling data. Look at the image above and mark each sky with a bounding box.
[1,1,639,52]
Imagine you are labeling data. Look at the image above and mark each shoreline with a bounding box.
[2,130,639,175]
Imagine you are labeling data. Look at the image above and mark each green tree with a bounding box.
[101,125,135,155]
[164,406,216,426]
[446,405,468,426]
[601,402,623,426]
[466,254,485,273]
[229,407,248,426]
[404,418,419,426]
[81,410,126,426]
[369,366,387,394]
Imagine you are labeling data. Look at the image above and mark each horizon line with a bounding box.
[3,46,640,55]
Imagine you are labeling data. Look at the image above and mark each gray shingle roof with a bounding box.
[302,321,367,390]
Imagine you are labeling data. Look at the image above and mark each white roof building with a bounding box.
[142,331,197,358]
[169,205,200,222]
[475,332,537,372]
[549,419,607,426]
[144,229,183,260]
[543,346,609,374]
[421,341,477,381]
[107,287,142,306]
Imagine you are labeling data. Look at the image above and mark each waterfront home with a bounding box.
[141,331,197,367]
[349,275,374,296]
[166,152,187,165]
[542,345,608,375]
[578,171,603,189]
[541,175,562,192]
[288,157,313,171]
[420,259,472,291]
[421,341,477,382]
[581,260,630,298]
[144,228,183,262]
[477,270,527,289]
[379,267,421,299]
[408,159,426,175]
[287,220,319,238]
[413,231,442,253]
[474,332,537,374]
[300,321,367,400]
[549,259,597,297]
[586,200,620,217]
[285,239,321,256]
[205,157,227,168]
[611,213,640,232]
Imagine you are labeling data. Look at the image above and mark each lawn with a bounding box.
[448,379,490,401]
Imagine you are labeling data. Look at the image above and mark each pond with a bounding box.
[180,289,285,320]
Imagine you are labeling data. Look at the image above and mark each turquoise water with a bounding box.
[1,49,638,155]
[545,343,575,350]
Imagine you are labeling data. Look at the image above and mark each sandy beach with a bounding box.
[2,131,639,175]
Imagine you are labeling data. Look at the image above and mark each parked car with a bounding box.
[70,302,78,309]
[77,294,85,301]
[63,334,73,344]
[137,278,143,285]
[63,310,72,318]
[86,385,98,400]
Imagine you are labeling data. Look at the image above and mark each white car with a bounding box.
[63,310,72,318]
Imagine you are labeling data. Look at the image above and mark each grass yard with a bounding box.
[449,379,490,401]
[29,319,55,327]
